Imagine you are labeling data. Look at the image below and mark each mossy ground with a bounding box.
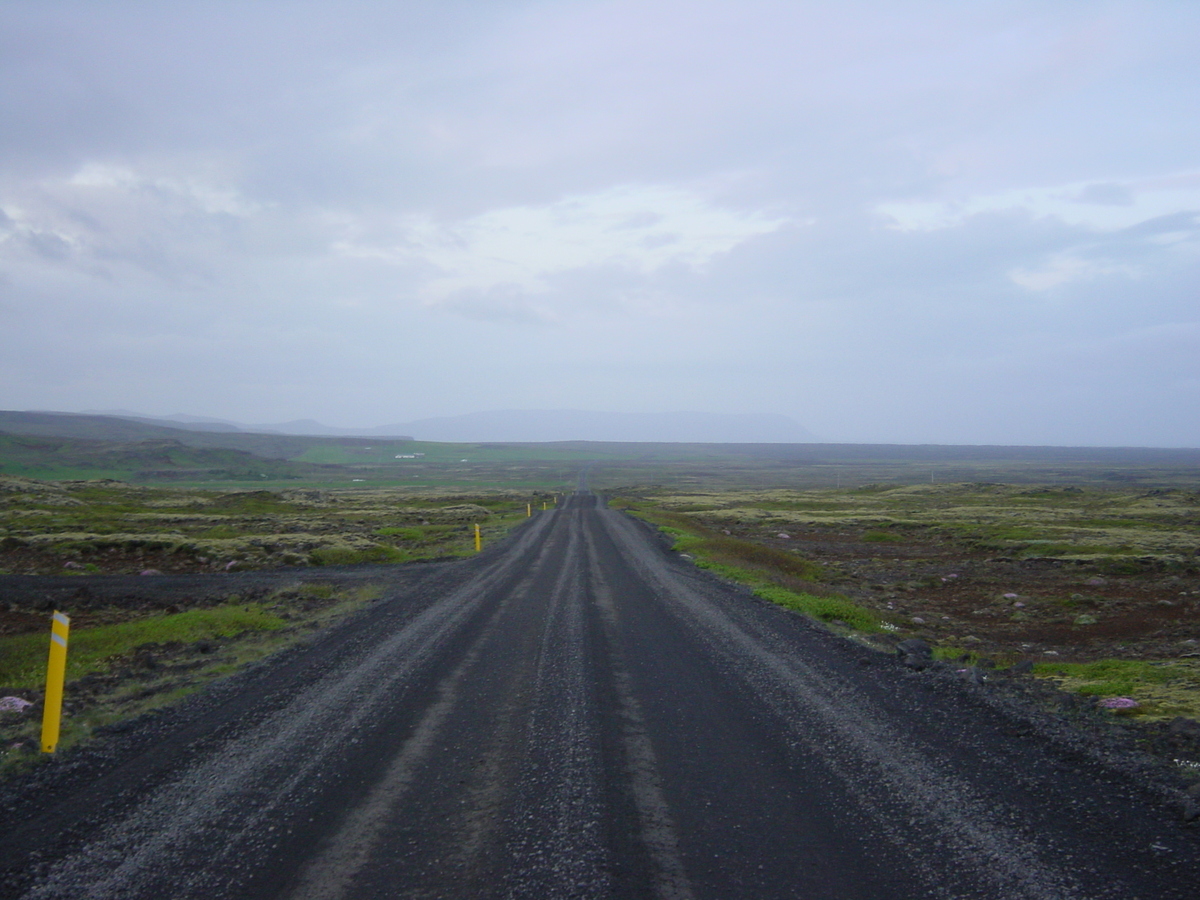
[0,477,548,577]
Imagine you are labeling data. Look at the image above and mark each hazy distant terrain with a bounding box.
[390,409,820,443]
[3,409,1200,488]
[82,408,819,443]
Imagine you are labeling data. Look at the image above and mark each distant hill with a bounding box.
[81,410,416,438]
[75,408,820,443]
[80,410,246,432]
[0,411,409,458]
[0,432,307,481]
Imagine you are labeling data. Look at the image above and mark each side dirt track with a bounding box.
[2,493,1199,899]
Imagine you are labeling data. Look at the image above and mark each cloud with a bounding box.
[1073,182,1133,206]
[875,170,1200,234]
[869,173,1200,293]
[0,158,270,293]
[1008,254,1127,292]
[333,182,789,316]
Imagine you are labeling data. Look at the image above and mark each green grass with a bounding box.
[1033,658,1200,720]
[753,585,882,631]
[198,524,241,539]
[640,515,883,633]
[1034,658,1193,697]
[376,526,423,539]
[0,604,286,689]
[863,529,904,542]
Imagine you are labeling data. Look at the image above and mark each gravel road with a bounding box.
[3,492,1199,899]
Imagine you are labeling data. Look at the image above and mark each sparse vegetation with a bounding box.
[1035,658,1200,715]
[622,483,1200,566]
[0,477,540,575]
[753,585,883,632]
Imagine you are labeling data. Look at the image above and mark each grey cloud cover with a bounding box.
[1,0,1197,445]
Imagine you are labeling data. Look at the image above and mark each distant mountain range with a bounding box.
[80,409,820,443]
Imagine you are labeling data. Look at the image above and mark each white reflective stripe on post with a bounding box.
[53,611,70,627]
[51,632,67,648]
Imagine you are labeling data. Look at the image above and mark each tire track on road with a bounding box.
[583,518,696,900]
[492,505,611,899]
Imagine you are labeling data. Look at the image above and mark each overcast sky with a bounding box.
[2,0,1198,445]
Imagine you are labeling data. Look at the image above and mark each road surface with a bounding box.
[3,492,1198,899]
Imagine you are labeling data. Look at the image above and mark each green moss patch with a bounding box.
[0,604,286,689]
[1035,659,1200,720]
[753,585,882,632]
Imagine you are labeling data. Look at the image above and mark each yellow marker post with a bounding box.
[526,503,531,517]
[542,501,547,510]
[41,611,70,753]
[474,523,482,552]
